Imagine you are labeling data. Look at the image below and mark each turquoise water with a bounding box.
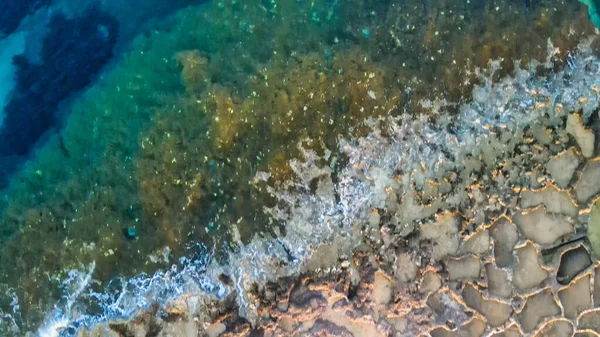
[0,0,597,335]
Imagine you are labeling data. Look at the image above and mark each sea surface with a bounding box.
[0,0,597,335]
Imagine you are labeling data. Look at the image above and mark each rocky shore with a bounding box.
[68,41,600,337]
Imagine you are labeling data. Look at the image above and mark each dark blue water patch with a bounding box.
[0,0,53,37]
[0,6,119,188]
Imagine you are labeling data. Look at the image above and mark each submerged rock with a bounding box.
[0,6,119,160]
[556,245,592,285]
[0,0,51,36]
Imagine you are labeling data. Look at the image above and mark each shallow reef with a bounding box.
[0,0,598,334]
[0,5,119,187]
[0,0,51,37]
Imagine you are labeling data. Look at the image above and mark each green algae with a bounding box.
[589,198,600,259]
[0,0,597,332]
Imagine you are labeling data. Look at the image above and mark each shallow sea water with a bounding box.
[0,0,597,335]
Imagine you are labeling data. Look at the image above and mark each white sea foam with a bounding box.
[31,245,225,337]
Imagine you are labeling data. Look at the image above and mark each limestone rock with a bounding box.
[109,316,164,337]
[578,308,600,331]
[556,245,592,285]
[279,316,295,333]
[386,314,408,334]
[531,124,553,145]
[595,265,600,308]
[206,322,226,337]
[520,184,578,217]
[546,147,580,188]
[485,263,512,298]
[459,228,490,256]
[306,244,339,271]
[429,316,486,337]
[575,158,600,203]
[393,190,439,236]
[489,216,519,267]
[421,212,460,261]
[418,269,442,294]
[458,316,486,337]
[489,325,523,337]
[517,287,561,332]
[446,255,481,281]
[558,273,592,319]
[162,320,200,337]
[372,270,394,305]
[321,294,383,337]
[513,206,573,246]
[532,319,574,337]
[395,252,418,283]
[566,113,595,158]
[461,283,512,327]
[77,324,119,337]
[426,288,469,324]
[430,326,455,337]
[513,241,549,291]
